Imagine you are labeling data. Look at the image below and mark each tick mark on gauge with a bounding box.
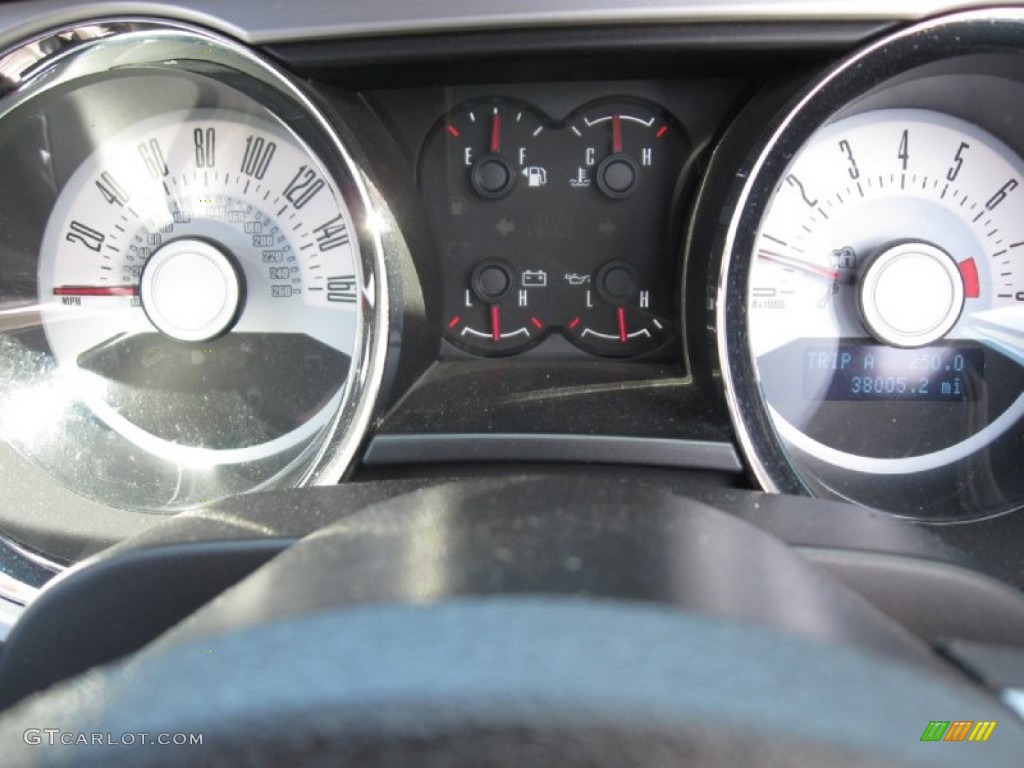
[276,204,287,218]
[162,182,170,195]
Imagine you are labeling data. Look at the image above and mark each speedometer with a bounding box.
[0,22,389,514]
[39,109,360,464]
[717,10,1024,520]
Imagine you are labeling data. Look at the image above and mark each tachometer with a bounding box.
[716,9,1024,520]
[751,110,1024,472]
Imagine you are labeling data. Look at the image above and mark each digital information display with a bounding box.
[803,344,984,402]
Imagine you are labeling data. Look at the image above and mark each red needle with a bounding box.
[757,249,841,281]
[617,306,628,343]
[490,111,501,153]
[491,304,501,342]
[612,113,623,154]
[53,285,139,297]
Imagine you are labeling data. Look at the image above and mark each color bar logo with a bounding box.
[920,721,996,742]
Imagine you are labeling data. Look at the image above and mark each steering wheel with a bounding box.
[0,477,1020,766]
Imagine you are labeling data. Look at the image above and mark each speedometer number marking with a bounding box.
[314,214,350,251]
[241,136,277,179]
[96,171,130,206]
[327,274,357,303]
[193,127,216,168]
[65,220,105,252]
[283,165,325,209]
[138,138,169,179]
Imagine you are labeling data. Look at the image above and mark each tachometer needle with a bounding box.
[612,113,623,154]
[490,110,501,154]
[53,285,139,297]
[756,249,844,282]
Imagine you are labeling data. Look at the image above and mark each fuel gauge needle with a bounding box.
[53,285,139,297]
[490,109,501,154]
[756,249,851,283]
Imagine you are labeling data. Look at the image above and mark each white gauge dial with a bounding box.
[37,109,362,466]
[750,109,1024,473]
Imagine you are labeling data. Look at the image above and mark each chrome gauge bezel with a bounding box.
[0,20,390,517]
[717,9,1024,521]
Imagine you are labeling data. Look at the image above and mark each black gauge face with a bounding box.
[419,97,688,358]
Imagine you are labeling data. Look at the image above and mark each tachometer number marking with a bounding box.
[985,178,1018,211]
[947,141,970,182]
[65,220,105,252]
[897,129,910,171]
[838,140,860,179]
[241,136,277,179]
[785,174,818,207]
[283,165,325,209]
[193,127,216,168]
[314,214,350,252]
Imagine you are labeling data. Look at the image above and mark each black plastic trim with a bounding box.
[363,434,743,472]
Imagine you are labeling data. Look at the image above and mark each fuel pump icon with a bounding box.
[521,166,548,187]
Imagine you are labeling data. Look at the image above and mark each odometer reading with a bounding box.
[803,344,984,401]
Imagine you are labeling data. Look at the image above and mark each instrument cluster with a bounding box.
[0,8,1023,599]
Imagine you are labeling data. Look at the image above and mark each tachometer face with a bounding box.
[744,108,1024,517]
[38,109,360,462]
[0,24,387,514]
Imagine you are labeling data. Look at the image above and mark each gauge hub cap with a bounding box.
[140,238,242,343]
[857,241,964,348]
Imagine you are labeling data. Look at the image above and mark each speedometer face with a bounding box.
[748,108,1024,516]
[38,109,360,462]
[0,25,386,516]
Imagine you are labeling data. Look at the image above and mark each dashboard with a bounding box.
[0,1,1023,763]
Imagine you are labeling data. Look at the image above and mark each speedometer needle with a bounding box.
[53,285,139,297]
[756,249,846,282]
